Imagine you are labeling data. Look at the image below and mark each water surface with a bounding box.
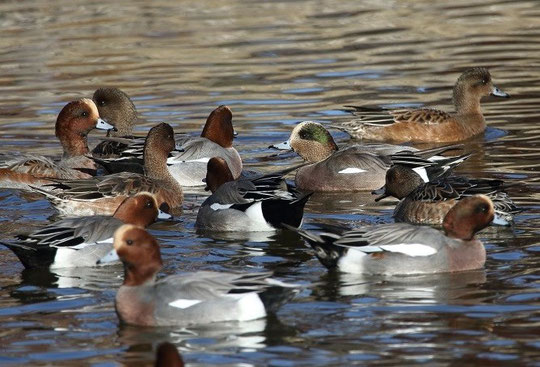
[0,0,539,365]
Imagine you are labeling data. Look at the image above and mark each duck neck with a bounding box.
[59,130,90,157]
[443,213,475,240]
[123,263,160,286]
[109,114,136,138]
[143,145,182,190]
[453,85,483,115]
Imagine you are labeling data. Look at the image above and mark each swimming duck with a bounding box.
[107,224,299,326]
[196,157,311,231]
[271,121,470,191]
[289,194,494,275]
[0,98,114,190]
[336,67,509,143]
[34,123,183,216]
[374,164,520,226]
[1,192,169,269]
[95,105,242,187]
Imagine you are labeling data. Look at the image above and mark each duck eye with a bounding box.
[99,100,106,106]
[126,239,133,246]
[145,200,153,208]
[81,111,88,117]
[476,204,489,213]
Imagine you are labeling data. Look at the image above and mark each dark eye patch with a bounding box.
[475,203,489,214]
[81,111,88,117]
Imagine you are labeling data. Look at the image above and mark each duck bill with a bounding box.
[270,140,292,151]
[158,210,172,220]
[96,248,119,265]
[492,211,512,226]
[96,118,117,131]
[233,129,238,137]
[490,86,510,98]
[372,186,389,202]
[158,203,172,220]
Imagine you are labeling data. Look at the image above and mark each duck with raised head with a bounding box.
[1,192,170,269]
[289,195,495,275]
[337,67,510,143]
[33,123,184,216]
[0,99,114,189]
[271,121,470,191]
[106,225,299,326]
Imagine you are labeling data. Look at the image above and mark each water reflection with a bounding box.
[311,269,487,303]
[117,314,301,365]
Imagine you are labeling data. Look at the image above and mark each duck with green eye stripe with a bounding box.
[271,121,471,192]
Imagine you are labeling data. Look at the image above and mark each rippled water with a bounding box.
[1,0,539,365]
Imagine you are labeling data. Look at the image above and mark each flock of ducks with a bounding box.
[0,67,519,362]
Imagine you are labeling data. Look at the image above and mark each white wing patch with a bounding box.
[210,203,234,211]
[412,167,429,183]
[169,299,202,309]
[379,243,437,257]
[338,167,366,174]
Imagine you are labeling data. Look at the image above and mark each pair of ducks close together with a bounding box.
[1,67,517,327]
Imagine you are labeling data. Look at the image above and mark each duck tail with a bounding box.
[0,240,55,269]
[261,192,313,229]
[27,184,59,198]
[281,224,345,269]
[414,143,465,158]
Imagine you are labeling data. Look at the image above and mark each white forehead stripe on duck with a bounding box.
[81,98,99,116]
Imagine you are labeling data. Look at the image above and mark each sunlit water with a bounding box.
[0,0,539,365]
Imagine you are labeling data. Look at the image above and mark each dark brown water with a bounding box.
[0,0,539,365]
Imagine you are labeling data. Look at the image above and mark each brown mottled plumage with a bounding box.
[36,123,183,216]
[0,99,111,189]
[338,68,509,143]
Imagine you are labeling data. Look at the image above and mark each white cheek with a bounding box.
[338,168,366,174]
